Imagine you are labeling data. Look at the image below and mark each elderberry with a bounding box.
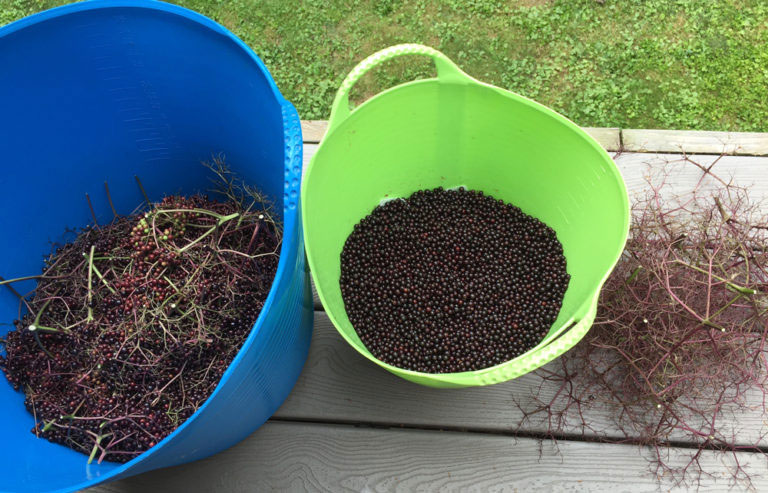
[340,187,570,373]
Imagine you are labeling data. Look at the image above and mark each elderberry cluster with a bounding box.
[0,194,280,463]
[340,187,570,373]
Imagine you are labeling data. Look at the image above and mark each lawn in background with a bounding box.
[3,0,767,131]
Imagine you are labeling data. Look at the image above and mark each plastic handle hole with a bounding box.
[346,54,437,111]
[539,318,580,348]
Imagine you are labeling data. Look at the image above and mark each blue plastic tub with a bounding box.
[0,1,312,491]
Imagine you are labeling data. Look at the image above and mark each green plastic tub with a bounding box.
[302,44,629,388]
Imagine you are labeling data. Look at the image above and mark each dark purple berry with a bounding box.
[340,187,570,373]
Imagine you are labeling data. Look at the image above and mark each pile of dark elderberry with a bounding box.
[0,163,280,463]
[340,187,569,373]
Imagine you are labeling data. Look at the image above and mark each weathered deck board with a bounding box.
[300,120,328,144]
[301,121,768,156]
[88,421,766,492]
[299,120,622,151]
[623,129,768,156]
[273,312,768,447]
[303,145,768,201]
[614,152,768,205]
[583,127,621,151]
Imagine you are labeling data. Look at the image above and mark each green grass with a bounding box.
[3,0,768,130]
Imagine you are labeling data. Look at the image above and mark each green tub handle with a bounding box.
[328,44,471,134]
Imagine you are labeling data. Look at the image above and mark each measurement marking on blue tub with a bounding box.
[82,15,182,167]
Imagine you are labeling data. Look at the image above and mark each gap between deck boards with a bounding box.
[300,120,768,156]
[87,421,768,492]
[274,311,768,449]
[268,414,768,455]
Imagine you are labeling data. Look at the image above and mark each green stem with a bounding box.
[33,298,53,326]
[625,266,642,284]
[701,319,727,332]
[91,263,116,295]
[88,434,103,464]
[28,297,72,332]
[0,275,41,286]
[177,212,239,253]
[31,325,64,333]
[27,296,66,357]
[673,259,756,295]
[714,196,730,222]
[163,276,181,294]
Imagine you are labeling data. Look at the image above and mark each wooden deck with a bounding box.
[91,125,768,492]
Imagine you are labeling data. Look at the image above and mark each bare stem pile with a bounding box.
[518,156,768,485]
